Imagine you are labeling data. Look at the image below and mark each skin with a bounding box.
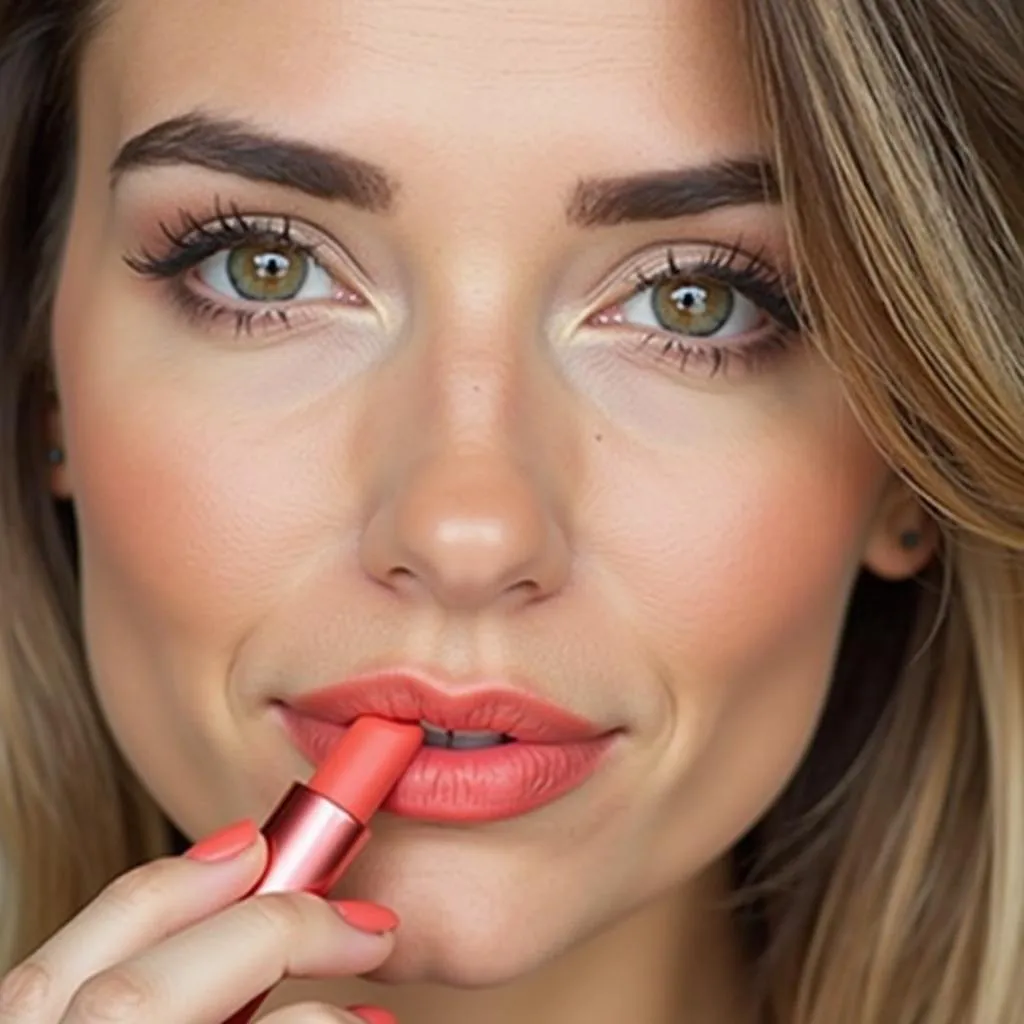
[33,0,935,1020]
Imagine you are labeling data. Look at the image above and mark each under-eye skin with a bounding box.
[124,201,804,380]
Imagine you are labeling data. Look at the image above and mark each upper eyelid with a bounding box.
[583,241,780,298]
[166,213,326,259]
[602,247,794,302]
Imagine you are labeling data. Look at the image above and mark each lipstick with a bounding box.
[222,716,423,1024]
[276,672,613,823]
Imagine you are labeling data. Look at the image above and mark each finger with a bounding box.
[344,1007,399,1024]
[0,820,265,1024]
[262,1003,396,1024]
[61,894,396,1024]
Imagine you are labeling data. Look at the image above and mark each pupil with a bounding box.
[671,286,707,314]
[254,252,288,279]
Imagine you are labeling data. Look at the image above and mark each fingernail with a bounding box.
[331,900,400,934]
[185,819,259,862]
[348,1006,398,1024]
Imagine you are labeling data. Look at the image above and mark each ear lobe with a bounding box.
[862,484,939,580]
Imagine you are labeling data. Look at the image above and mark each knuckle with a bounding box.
[66,967,154,1023]
[246,891,325,943]
[101,860,176,917]
[0,960,54,1017]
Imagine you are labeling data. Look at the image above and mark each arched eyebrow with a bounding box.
[110,111,396,210]
[110,110,779,224]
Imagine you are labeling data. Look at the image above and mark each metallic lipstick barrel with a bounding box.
[221,717,423,1024]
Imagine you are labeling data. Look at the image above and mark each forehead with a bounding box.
[85,0,765,171]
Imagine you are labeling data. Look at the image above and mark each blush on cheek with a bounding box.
[72,421,245,635]
[614,422,885,694]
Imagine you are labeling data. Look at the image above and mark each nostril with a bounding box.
[384,565,418,592]
[506,577,543,603]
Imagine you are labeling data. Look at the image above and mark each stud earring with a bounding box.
[47,446,65,466]
[899,528,922,550]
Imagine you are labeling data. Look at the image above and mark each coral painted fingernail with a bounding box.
[348,1006,398,1024]
[331,900,400,934]
[185,819,259,862]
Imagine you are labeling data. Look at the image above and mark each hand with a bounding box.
[0,819,398,1023]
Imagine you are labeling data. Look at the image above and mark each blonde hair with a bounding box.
[735,1,1024,1021]
[1,1,1022,1021]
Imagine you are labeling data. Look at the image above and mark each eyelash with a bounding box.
[124,202,805,376]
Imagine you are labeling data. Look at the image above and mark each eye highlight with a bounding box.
[590,243,804,379]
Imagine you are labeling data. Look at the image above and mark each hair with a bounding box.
[0,0,1021,1021]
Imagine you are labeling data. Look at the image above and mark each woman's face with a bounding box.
[52,0,927,986]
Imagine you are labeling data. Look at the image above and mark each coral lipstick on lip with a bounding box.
[277,672,615,823]
[221,716,423,1024]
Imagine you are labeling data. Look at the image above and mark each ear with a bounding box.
[862,477,939,580]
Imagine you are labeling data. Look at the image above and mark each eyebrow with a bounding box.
[566,158,779,226]
[110,111,778,225]
[110,111,396,211]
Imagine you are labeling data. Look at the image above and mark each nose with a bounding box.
[360,449,571,613]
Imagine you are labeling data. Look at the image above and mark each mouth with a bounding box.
[274,670,617,823]
[416,722,514,749]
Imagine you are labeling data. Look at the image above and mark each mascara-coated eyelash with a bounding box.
[124,200,350,336]
[594,241,805,379]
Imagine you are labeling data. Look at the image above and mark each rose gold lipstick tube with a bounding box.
[220,717,423,1024]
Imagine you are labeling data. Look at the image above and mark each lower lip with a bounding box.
[278,709,613,823]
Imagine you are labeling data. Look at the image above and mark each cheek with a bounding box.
[598,442,884,683]
[586,386,888,873]
[66,382,278,660]
[625,454,875,681]
[51,261,363,826]
[54,293,350,649]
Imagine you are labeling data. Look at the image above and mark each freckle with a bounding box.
[594,433,603,442]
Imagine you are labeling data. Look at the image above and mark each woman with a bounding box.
[0,0,1021,1021]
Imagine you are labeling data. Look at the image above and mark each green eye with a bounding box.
[651,275,734,337]
[226,244,310,301]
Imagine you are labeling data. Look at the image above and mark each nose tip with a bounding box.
[360,453,570,612]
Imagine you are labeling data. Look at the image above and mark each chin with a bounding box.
[362,925,569,988]
[339,814,637,987]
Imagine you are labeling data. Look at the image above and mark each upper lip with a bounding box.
[281,669,605,743]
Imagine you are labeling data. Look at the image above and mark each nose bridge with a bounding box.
[357,303,575,613]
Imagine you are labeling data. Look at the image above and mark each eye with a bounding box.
[584,244,803,380]
[619,271,765,340]
[198,241,336,303]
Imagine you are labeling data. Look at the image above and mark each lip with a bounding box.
[282,669,605,741]
[276,670,617,823]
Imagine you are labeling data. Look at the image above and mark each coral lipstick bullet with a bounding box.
[222,716,423,1024]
